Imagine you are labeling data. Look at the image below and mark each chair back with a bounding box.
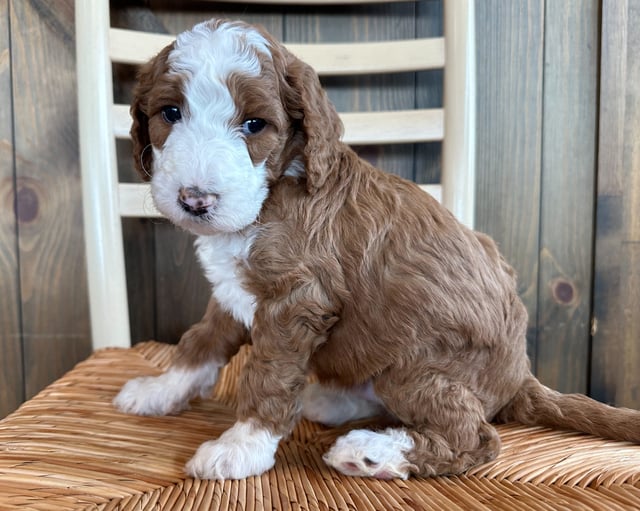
[75,0,476,349]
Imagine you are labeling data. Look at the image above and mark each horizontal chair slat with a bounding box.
[113,104,443,145]
[109,28,444,74]
[119,183,441,218]
[119,183,159,218]
[340,109,444,145]
[286,39,444,75]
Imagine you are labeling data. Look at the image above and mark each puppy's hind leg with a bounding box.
[323,369,501,479]
[114,297,249,416]
[301,382,386,426]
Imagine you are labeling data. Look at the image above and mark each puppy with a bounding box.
[114,19,640,480]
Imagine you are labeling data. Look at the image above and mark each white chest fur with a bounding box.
[194,229,258,328]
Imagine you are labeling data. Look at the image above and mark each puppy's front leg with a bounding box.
[114,296,249,416]
[186,298,336,480]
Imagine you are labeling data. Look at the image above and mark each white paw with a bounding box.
[113,363,220,416]
[185,420,281,480]
[323,428,417,480]
[302,382,385,426]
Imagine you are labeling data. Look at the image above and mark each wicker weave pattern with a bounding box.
[1,342,640,510]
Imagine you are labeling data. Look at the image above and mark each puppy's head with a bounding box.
[130,19,343,235]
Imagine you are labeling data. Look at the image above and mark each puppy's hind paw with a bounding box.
[323,428,417,480]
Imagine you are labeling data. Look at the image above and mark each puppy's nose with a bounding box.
[178,186,218,216]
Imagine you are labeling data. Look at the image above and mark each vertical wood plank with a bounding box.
[11,0,91,398]
[122,217,157,343]
[154,225,211,342]
[0,0,23,418]
[415,0,443,185]
[475,0,545,366]
[592,0,640,408]
[535,0,599,394]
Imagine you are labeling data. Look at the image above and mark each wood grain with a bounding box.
[153,225,211,343]
[0,0,23,418]
[415,0,443,185]
[474,0,545,367]
[10,0,91,399]
[122,217,156,343]
[535,0,599,394]
[591,0,640,408]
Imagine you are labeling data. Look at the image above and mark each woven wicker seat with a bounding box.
[2,341,640,510]
[5,2,633,509]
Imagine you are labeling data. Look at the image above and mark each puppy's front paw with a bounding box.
[113,374,189,416]
[323,428,417,480]
[113,363,220,416]
[185,421,281,480]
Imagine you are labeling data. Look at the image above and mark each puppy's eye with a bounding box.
[161,106,182,124]
[241,118,267,135]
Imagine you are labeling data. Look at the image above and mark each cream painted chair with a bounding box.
[3,2,638,510]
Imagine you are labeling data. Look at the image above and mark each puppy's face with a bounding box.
[131,20,299,235]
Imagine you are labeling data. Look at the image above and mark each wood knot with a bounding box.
[16,184,40,223]
[551,278,577,306]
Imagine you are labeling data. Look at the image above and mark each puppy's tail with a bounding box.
[496,376,640,442]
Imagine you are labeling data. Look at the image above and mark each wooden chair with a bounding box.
[1,1,640,510]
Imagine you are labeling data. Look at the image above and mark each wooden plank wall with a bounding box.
[476,0,600,395]
[535,0,599,395]
[475,0,545,371]
[591,0,640,407]
[1,0,93,418]
[0,0,23,416]
[1,1,639,418]
[10,0,92,405]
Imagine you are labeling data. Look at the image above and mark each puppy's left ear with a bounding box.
[281,54,344,194]
[129,43,174,181]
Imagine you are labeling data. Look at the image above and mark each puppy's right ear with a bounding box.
[129,44,174,181]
